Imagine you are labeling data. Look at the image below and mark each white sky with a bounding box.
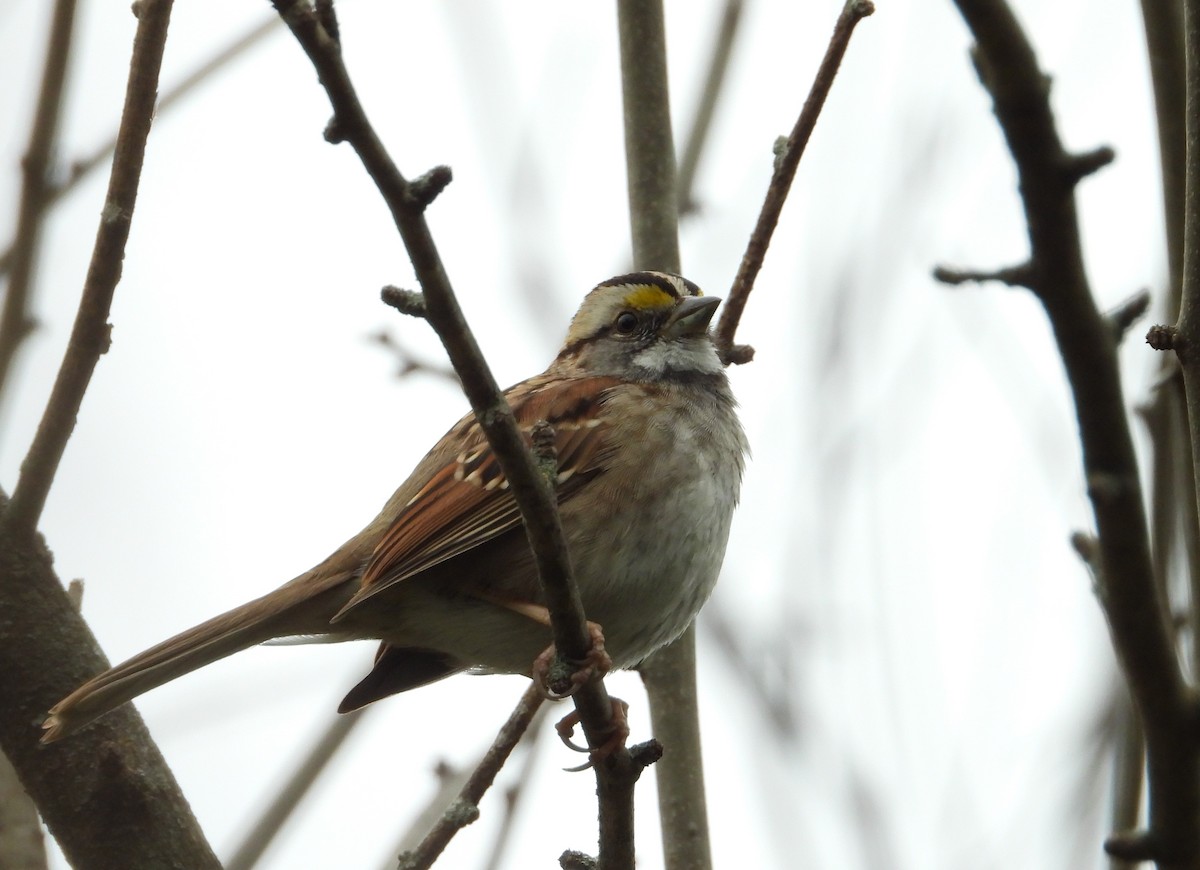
[0,1,1166,868]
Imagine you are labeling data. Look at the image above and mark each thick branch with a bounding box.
[617,0,680,271]
[951,0,1197,864]
[0,500,219,869]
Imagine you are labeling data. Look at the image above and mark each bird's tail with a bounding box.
[41,571,355,742]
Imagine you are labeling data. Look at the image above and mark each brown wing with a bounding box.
[331,375,621,620]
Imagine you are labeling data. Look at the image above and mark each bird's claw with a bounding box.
[555,698,630,772]
[532,622,611,701]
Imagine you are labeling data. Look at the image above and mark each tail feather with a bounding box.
[41,572,355,742]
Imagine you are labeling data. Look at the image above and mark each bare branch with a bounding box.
[397,684,545,870]
[226,709,370,870]
[367,329,458,384]
[1137,0,1186,311]
[269,7,642,865]
[480,701,551,870]
[1105,289,1152,343]
[0,0,80,409]
[676,0,744,217]
[932,261,1035,288]
[380,286,428,319]
[1063,145,1117,185]
[0,5,222,862]
[617,0,682,271]
[7,0,173,532]
[615,1,709,866]
[714,0,875,361]
[0,14,283,283]
[951,0,1197,862]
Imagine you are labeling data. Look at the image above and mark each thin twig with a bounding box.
[367,328,459,384]
[269,6,641,865]
[0,0,79,412]
[226,708,370,870]
[0,14,282,282]
[1108,687,1145,870]
[676,0,744,217]
[1137,0,1186,310]
[714,0,875,361]
[480,701,550,870]
[0,14,221,867]
[932,261,1034,288]
[397,684,545,870]
[6,0,176,532]
[951,0,1197,863]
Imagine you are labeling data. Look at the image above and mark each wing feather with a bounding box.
[332,375,621,619]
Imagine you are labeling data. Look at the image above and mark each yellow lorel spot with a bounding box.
[624,285,676,311]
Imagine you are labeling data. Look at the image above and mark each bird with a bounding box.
[42,271,747,742]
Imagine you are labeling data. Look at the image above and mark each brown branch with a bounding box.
[226,708,370,870]
[398,684,545,870]
[615,2,707,867]
[637,631,712,870]
[480,700,551,870]
[0,0,79,409]
[932,261,1035,288]
[617,0,681,271]
[367,327,459,385]
[676,0,744,217]
[270,5,646,867]
[0,6,222,866]
[950,0,1197,864]
[713,0,875,362]
[1,495,220,868]
[381,285,429,319]
[1137,0,1187,312]
[0,14,282,284]
[6,0,172,533]
[1106,290,1152,344]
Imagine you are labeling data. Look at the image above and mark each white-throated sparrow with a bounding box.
[42,271,747,741]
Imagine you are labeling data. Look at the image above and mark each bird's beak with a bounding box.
[665,295,721,339]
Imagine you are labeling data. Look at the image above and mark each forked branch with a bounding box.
[946,0,1197,864]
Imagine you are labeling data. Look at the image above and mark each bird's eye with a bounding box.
[614,311,638,334]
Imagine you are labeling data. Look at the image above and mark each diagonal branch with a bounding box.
[0,14,283,283]
[0,0,80,412]
[6,0,174,532]
[0,7,222,869]
[398,684,545,870]
[270,3,648,865]
[713,0,875,363]
[676,0,744,218]
[948,1,1197,865]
